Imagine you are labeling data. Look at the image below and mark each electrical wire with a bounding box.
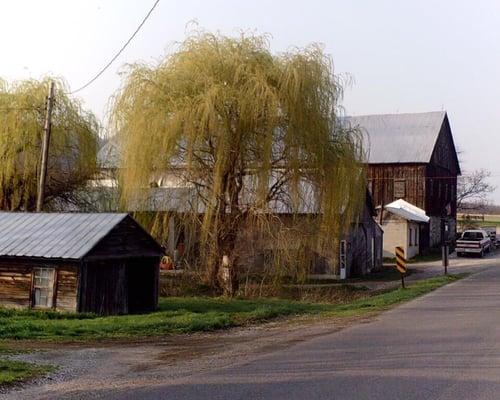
[68,0,160,95]
[0,107,41,111]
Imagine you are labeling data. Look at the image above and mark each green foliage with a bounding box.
[0,78,98,210]
[0,359,54,386]
[111,30,366,286]
[0,274,465,341]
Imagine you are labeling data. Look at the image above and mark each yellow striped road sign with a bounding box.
[395,246,407,274]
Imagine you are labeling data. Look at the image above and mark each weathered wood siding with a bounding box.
[430,118,460,176]
[425,165,457,217]
[86,217,162,259]
[0,262,79,311]
[78,258,159,315]
[79,261,128,315]
[0,262,32,308]
[55,265,78,312]
[367,164,427,210]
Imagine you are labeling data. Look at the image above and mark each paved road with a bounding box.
[88,264,500,400]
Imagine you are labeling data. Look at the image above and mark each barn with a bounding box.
[346,111,461,251]
[0,213,162,315]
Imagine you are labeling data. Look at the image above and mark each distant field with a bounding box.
[458,214,500,229]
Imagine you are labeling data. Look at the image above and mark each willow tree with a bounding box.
[0,78,99,211]
[112,31,365,291]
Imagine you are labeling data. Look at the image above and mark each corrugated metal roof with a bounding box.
[385,199,430,223]
[0,213,128,260]
[344,111,447,164]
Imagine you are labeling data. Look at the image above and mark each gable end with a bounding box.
[429,114,461,175]
[83,215,163,260]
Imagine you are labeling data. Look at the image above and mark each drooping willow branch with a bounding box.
[111,30,366,288]
[0,77,99,211]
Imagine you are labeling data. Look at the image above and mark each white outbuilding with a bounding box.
[379,199,430,259]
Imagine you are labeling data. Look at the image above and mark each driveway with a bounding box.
[4,252,500,399]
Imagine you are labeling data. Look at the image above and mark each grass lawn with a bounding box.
[0,274,467,342]
[0,359,54,386]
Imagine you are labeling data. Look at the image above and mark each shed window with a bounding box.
[409,228,413,246]
[32,267,55,308]
[394,179,406,198]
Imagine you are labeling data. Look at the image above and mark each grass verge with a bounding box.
[0,360,54,386]
[330,273,467,317]
[0,274,467,342]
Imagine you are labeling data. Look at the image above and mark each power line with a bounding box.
[0,107,41,111]
[68,0,161,95]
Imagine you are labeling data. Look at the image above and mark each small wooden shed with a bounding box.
[0,213,162,315]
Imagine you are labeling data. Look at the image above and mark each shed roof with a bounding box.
[345,111,447,164]
[0,213,132,260]
[385,199,430,223]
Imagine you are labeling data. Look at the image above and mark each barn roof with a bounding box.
[97,138,121,169]
[345,111,447,164]
[0,213,131,260]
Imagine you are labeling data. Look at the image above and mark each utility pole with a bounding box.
[36,81,55,212]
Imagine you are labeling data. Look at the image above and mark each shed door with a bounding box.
[32,267,55,308]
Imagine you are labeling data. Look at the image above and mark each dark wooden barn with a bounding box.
[346,111,461,251]
[0,213,162,315]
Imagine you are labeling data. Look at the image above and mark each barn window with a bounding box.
[394,179,406,198]
[32,267,55,308]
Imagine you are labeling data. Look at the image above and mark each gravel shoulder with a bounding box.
[1,313,375,400]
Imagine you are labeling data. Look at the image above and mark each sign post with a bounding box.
[442,244,449,275]
[395,246,407,289]
[339,240,347,280]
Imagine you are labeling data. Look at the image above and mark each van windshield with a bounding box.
[462,232,484,241]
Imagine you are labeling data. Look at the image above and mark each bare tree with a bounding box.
[457,169,495,212]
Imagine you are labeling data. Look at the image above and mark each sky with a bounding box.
[2,0,500,201]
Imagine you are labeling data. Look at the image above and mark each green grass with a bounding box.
[330,274,467,317]
[0,359,54,386]
[0,274,466,342]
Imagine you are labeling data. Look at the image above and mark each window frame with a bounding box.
[393,179,406,199]
[31,267,56,309]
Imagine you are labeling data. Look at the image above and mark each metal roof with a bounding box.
[345,111,447,164]
[0,213,128,260]
[97,138,122,169]
[385,199,430,223]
